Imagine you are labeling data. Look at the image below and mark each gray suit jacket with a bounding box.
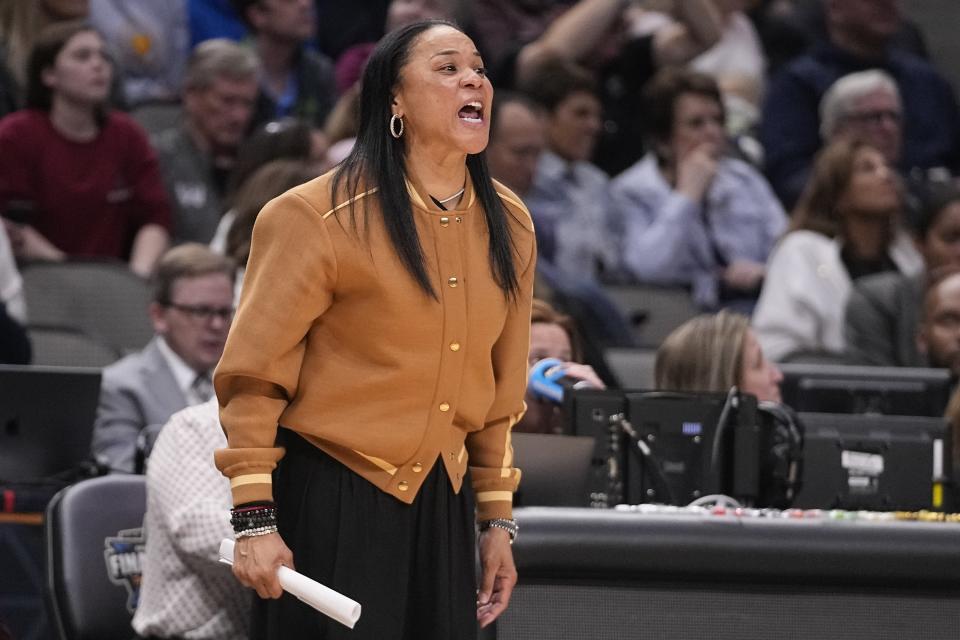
[91,337,189,472]
[844,271,927,367]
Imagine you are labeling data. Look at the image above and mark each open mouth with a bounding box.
[458,101,483,124]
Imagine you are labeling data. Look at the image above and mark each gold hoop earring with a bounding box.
[390,113,404,139]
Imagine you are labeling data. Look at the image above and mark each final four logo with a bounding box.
[104,528,146,613]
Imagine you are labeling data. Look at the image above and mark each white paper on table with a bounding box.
[219,539,362,628]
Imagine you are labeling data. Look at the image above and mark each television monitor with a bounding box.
[511,432,596,507]
[793,412,952,511]
[779,363,953,417]
[0,365,102,482]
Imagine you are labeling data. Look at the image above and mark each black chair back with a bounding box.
[45,475,146,640]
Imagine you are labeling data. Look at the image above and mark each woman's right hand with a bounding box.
[232,532,295,599]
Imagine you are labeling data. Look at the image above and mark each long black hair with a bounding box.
[330,19,520,300]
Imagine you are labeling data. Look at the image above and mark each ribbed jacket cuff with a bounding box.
[471,466,520,521]
[213,446,285,506]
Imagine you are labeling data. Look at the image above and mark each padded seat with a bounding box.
[45,475,147,640]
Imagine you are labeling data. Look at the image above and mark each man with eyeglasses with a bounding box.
[92,243,236,473]
[761,0,960,210]
[820,70,903,171]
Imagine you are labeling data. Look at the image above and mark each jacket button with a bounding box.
[449,342,460,352]
[439,402,450,412]
[412,462,423,473]
[448,276,458,287]
[440,216,449,226]
[455,216,462,223]
[398,481,409,491]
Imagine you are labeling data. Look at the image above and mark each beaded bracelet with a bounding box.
[235,524,279,539]
[231,505,278,535]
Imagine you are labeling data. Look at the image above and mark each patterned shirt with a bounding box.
[132,399,249,640]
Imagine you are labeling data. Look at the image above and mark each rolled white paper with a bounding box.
[219,539,362,628]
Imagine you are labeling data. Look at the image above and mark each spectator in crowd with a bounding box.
[218,159,316,299]
[231,0,337,131]
[0,21,171,275]
[610,68,786,312]
[819,70,901,176]
[91,244,235,473]
[520,60,618,283]
[132,399,250,640]
[633,0,767,136]
[224,117,323,203]
[470,0,568,73]
[747,0,929,78]
[761,0,960,209]
[656,309,783,403]
[846,184,960,367]
[496,0,724,176]
[753,139,923,362]
[515,298,605,435]
[210,117,322,252]
[224,159,315,269]
[88,0,190,105]
[487,90,636,369]
[0,0,90,99]
[153,39,259,245]
[917,270,960,381]
[485,91,546,199]
[818,68,943,230]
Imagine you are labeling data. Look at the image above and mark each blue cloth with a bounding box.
[610,153,786,310]
[188,0,246,47]
[525,151,619,283]
[761,41,960,209]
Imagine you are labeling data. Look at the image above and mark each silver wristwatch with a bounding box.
[480,518,519,544]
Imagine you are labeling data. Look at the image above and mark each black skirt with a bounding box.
[251,429,478,640]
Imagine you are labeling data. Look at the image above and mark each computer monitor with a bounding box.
[511,432,596,507]
[561,388,802,508]
[793,412,952,511]
[0,365,102,482]
[780,363,953,417]
[561,388,627,507]
[623,390,756,506]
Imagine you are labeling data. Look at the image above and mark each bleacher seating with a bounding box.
[27,326,121,368]
[21,260,153,358]
[603,284,699,348]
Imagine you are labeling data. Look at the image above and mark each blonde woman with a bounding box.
[655,309,782,403]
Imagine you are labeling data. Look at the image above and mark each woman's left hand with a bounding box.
[477,527,517,628]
